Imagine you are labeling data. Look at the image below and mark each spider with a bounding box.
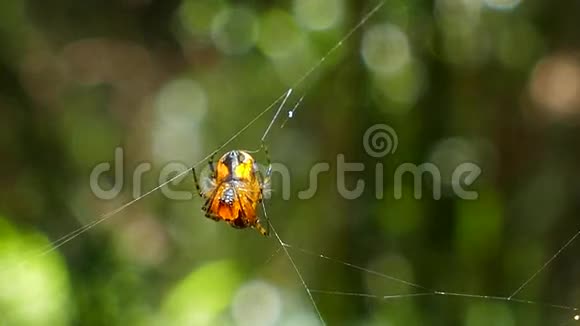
[192,143,271,236]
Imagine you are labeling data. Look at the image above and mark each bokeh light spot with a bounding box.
[114,215,169,267]
[436,0,483,23]
[258,10,305,59]
[496,20,542,69]
[163,260,242,325]
[428,137,488,195]
[435,0,489,66]
[0,217,71,325]
[293,0,344,31]
[153,79,207,163]
[361,23,411,76]
[179,0,226,37]
[372,60,426,114]
[211,6,259,55]
[529,55,580,119]
[484,0,522,11]
[232,280,282,326]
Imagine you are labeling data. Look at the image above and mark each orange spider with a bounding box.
[192,147,271,235]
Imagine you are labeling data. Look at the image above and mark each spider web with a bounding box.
[6,1,580,325]
[264,226,580,324]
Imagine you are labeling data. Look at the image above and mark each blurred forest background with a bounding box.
[1,0,580,325]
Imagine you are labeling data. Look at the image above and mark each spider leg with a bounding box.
[249,198,269,236]
[203,191,221,221]
[256,211,269,236]
[255,221,268,236]
[255,140,272,198]
[254,140,272,236]
[192,166,203,198]
[193,154,218,198]
[234,189,268,236]
[205,213,221,222]
[246,192,268,236]
[261,140,272,180]
[208,152,216,177]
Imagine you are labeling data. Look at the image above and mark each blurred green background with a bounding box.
[1,0,580,325]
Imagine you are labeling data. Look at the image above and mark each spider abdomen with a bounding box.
[193,149,270,235]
